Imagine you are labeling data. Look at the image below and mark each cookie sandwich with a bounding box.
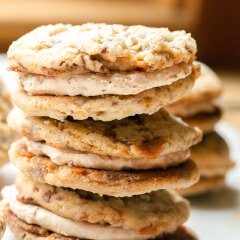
[168,62,234,196]
[4,23,201,239]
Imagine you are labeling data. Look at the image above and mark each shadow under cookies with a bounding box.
[188,186,240,210]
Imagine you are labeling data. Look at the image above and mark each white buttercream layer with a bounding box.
[17,63,191,96]
[2,186,150,240]
[25,138,190,170]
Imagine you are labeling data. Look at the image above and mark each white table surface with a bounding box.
[0,54,240,240]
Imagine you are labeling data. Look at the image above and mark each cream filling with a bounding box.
[2,186,150,240]
[25,138,190,170]
[17,63,191,96]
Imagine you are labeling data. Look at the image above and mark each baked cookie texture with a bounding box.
[8,108,202,160]
[16,174,189,236]
[9,140,199,197]
[5,23,200,239]
[182,107,222,134]
[13,70,196,121]
[168,62,235,196]
[167,61,222,132]
[167,61,222,115]
[8,23,197,75]
[178,176,225,197]
[191,132,234,178]
[6,209,197,240]
[0,81,18,165]
[24,138,190,170]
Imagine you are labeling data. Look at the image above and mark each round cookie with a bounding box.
[3,186,192,240]
[8,23,197,75]
[168,61,222,112]
[191,132,234,177]
[9,140,199,197]
[167,61,222,131]
[167,100,218,119]
[182,108,221,134]
[13,69,197,122]
[6,210,197,240]
[178,176,225,197]
[16,174,189,236]
[8,108,202,160]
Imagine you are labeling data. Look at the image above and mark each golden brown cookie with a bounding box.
[24,138,190,171]
[168,61,222,115]
[16,173,189,236]
[8,108,202,160]
[182,108,221,133]
[9,140,199,197]
[191,131,234,177]
[14,73,196,121]
[7,209,197,240]
[8,23,197,75]
[178,176,225,197]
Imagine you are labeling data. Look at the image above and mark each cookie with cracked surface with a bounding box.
[7,209,197,240]
[178,176,225,197]
[9,140,199,197]
[8,23,197,75]
[13,67,198,121]
[15,173,189,236]
[8,108,202,160]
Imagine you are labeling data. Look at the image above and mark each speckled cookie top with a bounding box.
[8,108,202,159]
[8,23,197,75]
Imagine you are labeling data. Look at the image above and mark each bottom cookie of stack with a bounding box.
[2,174,197,240]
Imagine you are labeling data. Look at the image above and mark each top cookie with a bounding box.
[8,23,197,75]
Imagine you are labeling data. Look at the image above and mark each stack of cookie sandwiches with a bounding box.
[0,81,18,166]
[168,62,234,196]
[3,23,202,240]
